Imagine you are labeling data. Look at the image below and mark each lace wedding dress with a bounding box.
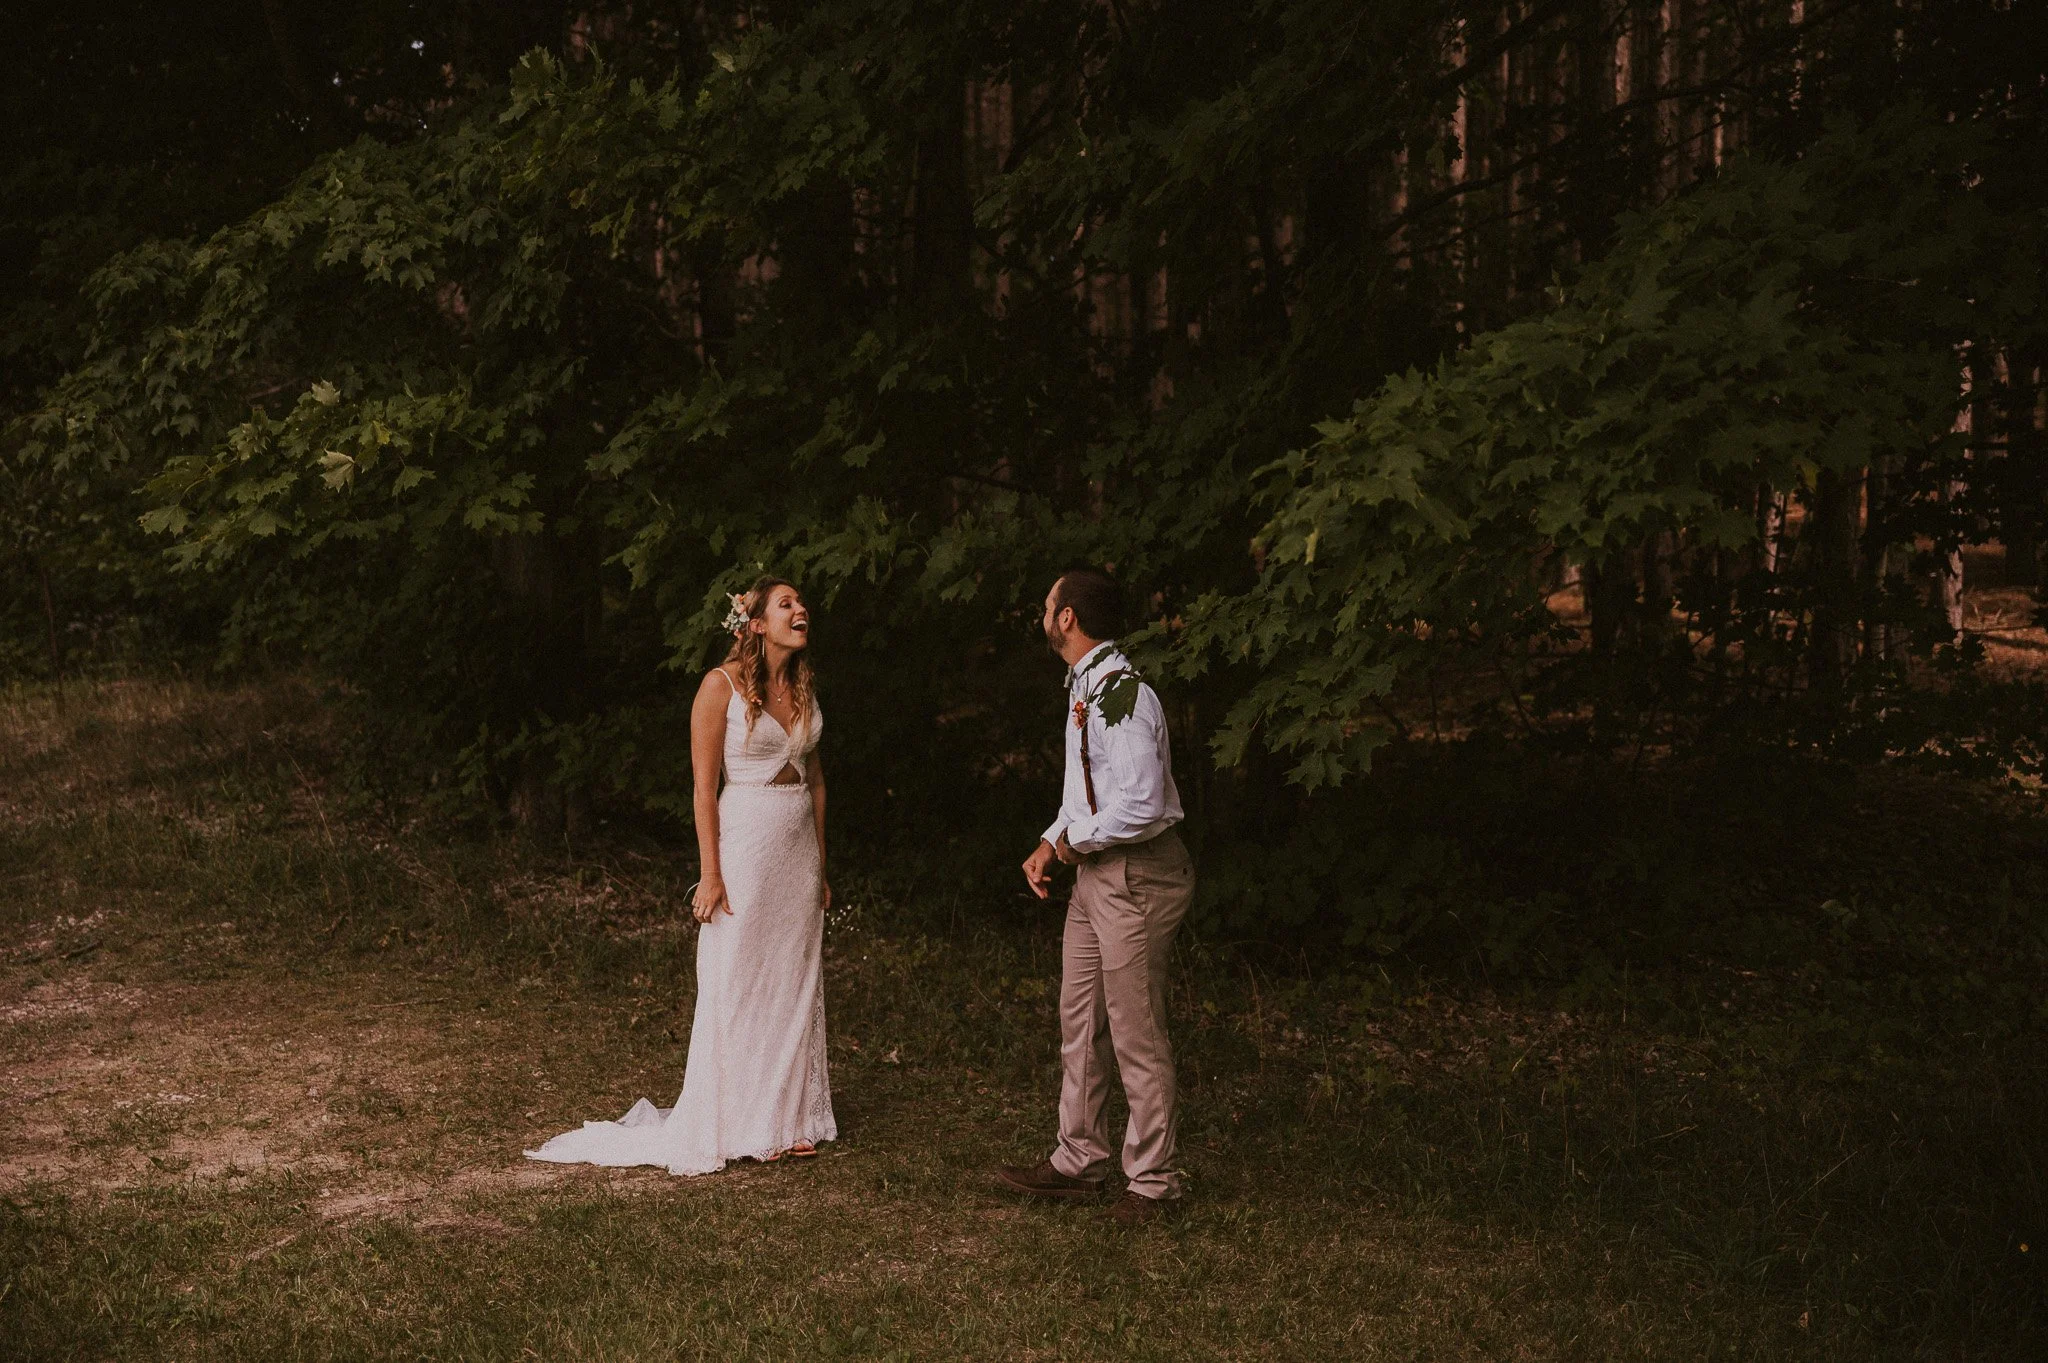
[525,677,835,1175]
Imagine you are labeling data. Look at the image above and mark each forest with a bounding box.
[3,2,2045,1358]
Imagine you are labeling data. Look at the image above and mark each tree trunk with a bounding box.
[909,69,972,322]
[781,177,856,328]
[1806,468,1863,687]
[1641,531,1677,637]
[1126,228,1159,406]
[1756,487,1787,574]
[1863,455,1905,661]
[2002,347,2044,587]
[1936,353,1977,640]
[36,556,64,709]
[489,527,601,837]
[1586,549,1639,654]
[1935,476,1967,640]
[693,231,736,363]
[1249,169,1291,340]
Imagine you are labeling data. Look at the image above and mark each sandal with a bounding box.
[756,1142,817,1164]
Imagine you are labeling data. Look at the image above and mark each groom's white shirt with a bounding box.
[1041,640,1184,856]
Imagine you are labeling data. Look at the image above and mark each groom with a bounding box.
[999,568,1197,1226]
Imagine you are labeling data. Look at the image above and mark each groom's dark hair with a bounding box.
[1055,568,1125,641]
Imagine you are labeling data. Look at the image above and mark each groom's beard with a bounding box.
[1044,622,1067,660]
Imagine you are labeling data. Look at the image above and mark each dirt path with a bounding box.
[0,926,650,1228]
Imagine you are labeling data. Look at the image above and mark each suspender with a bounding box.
[1073,696,1099,814]
[1070,650,1143,819]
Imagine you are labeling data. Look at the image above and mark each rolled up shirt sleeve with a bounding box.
[1064,687,1172,856]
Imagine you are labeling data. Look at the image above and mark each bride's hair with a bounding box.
[723,575,815,735]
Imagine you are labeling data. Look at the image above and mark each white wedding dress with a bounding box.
[526,676,836,1174]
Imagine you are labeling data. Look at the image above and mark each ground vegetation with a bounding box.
[1,679,2042,1358]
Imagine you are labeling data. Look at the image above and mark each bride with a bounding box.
[526,576,837,1174]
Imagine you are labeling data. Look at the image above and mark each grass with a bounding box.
[1,675,2044,1360]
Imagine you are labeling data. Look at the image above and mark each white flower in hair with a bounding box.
[721,592,752,636]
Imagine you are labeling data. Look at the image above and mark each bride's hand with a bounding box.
[822,880,832,914]
[691,875,731,923]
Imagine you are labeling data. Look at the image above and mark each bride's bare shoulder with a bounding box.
[695,666,738,704]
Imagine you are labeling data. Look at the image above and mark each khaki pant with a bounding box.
[1048,828,1196,1200]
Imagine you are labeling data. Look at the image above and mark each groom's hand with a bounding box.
[1022,840,1057,899]
[1053,831,1082,866]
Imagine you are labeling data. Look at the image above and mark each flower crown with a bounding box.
[721,592,752,636]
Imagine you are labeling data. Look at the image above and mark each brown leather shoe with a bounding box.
[995,1160,1106,1201]
[1109,1191,1172,1226]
